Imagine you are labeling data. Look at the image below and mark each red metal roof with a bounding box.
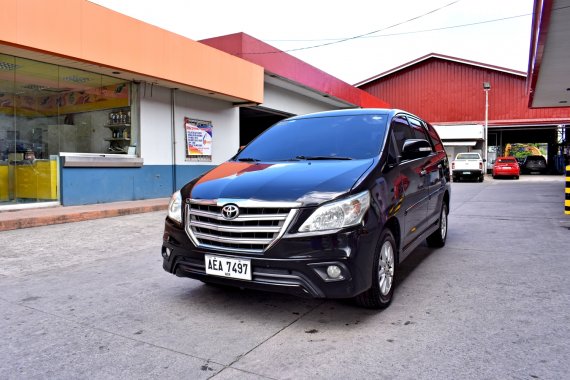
[200,33,390,109]
[355,53,526,87]
[356,54,570,126]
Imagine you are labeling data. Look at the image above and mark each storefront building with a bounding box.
[1,0,387,210]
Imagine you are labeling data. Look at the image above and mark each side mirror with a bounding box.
[401,139,432,160]
[237,145,245,153]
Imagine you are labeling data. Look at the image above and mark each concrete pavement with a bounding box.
[0,175,569,379]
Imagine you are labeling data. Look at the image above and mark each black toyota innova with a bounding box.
[162,108,450,309]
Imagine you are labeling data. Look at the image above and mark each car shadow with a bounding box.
[168,242,440,327]
[396,242,438,285]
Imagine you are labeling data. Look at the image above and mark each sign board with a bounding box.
[185,117,212,161]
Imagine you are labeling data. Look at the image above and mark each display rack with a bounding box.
[105,109,131,154]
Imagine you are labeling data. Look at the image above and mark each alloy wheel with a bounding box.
[378,240,395,296]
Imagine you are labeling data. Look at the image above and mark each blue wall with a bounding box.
[60,164,214,205]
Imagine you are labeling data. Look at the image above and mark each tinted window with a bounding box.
[497,158,516,163]
[425,122,445,151]
[408,117,429,141]
[236,114,387,161]
[391,116,413,154]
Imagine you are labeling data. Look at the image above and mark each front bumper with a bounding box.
[162,217,379,299]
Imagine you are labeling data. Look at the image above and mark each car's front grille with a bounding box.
[185,200,298,254]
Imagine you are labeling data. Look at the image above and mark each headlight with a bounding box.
[298,191,370,233]
[167,190,182,224]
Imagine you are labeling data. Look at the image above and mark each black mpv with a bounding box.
[162,109,451,308]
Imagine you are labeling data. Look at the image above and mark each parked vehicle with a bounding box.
[492,157,520,179]
[521,155,548,174]
[451,152,484,182]
[162,109,451,309]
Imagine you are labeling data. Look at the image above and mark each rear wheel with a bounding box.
[355,230,397,309]
[427,202,448,248]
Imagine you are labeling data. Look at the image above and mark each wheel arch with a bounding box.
[383,217,401,262]
[443,190,450,213]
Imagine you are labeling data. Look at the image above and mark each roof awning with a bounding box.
[443,141,477,147]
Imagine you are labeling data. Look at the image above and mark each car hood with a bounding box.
[188,159,375,207]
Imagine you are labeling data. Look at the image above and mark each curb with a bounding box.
[0,199,168,232]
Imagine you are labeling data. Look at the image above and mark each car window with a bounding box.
[408,117,427,139]
[424,122,445,152]
[236,114,388,161]
[391,116,413,155]
[408,117,434,153]
[456,153,480,159]
[498,158,516,163]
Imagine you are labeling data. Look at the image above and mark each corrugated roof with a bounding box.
[355,53,526,87]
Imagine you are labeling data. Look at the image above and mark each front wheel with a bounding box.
[427,202,448,248]
[354,230,397,309]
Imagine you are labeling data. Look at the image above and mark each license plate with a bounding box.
[205,255,252,280]
[462,171,470,174]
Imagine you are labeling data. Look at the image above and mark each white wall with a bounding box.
[140,85,239,166]
[262,83,338,116]
[140,86,172,165]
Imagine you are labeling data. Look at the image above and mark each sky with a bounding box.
[89,0,535,85]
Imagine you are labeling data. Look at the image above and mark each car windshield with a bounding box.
[235,114,388,161]
[498,158,516,163]
[456,153,480,159]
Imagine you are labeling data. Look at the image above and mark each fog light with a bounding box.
[162,247,171,258]
[326,265,342,279]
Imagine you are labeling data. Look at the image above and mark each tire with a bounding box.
[354,230,397,309]
[427,202,448,248]
[492,174,496,179]
[515,176,519,180]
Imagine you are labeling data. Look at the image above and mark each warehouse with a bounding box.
[356,53,570,173]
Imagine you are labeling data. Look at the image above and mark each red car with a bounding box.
[492,157,520,179]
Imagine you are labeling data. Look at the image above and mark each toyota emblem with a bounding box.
[221,204,239,220]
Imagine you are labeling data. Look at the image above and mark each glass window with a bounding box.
[408,117,429,141]
[0,54,135,206]
[391,116,413,154]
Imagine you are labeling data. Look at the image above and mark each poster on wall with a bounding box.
[185,117,213,161]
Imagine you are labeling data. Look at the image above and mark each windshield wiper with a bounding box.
[236,157,260,162]
[295,155,353,161]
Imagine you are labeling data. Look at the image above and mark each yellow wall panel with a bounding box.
[0,165,8,201]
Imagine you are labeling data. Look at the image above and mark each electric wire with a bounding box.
[242,0,463,54]
[242,3,570,55]
[265,13,532,42]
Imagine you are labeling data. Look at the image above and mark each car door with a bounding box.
[409,117,444,225]
[391,115,429,252]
